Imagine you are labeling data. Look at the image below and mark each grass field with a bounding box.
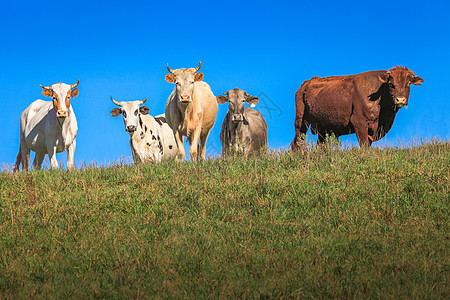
[0,141,449,298]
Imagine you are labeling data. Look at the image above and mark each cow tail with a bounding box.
[13,144,22,172]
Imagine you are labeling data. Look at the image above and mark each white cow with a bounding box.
[13,81,80,172]
[110,97,178,164]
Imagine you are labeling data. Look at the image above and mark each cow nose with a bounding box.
[232,114,243,122]
[180,94,191,102]
[395,97,407,107]
[57,110,67,118]
[126,125,137,132]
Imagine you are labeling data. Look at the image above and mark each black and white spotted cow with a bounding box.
[110,97,178,164]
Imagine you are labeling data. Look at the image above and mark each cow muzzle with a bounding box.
[180,94,191,103]
[232,114,243,123]
[395,97,408,108]
[126,125,137,133]
[57,110,68,118]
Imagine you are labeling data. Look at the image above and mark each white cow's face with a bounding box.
[110,98,149,134]
[41,81,79,118]
[165,62,203,103]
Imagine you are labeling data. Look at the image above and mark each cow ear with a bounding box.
[70,88,79,98]
[110,108,122,117]
[140,106,150,115]
[411,76,424,86]
[42,88,52,97]
[194,72,204,82]
[378,73,389,83]
[165,74,175,83]
[246,95,259,107]
[216,95,228,104]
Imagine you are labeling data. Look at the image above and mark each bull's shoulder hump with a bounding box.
[27,99,53,111]
[244,108,266,120]
[195,81,212,91]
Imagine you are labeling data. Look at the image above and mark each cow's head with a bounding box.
[40,80,79,118]
[216,88,259,123]
[165,61,203,103]
[110,97,149,134]
[378,66,423,108]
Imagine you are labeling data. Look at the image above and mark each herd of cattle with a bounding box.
[12,63,423,171]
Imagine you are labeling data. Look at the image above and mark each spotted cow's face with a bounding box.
[378,66,423,108]
[216,88,259,123]
[165,62,203,103]
[110,98,149,134]
[41,81,79,118]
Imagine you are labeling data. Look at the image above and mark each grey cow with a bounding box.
[217,88,267,156]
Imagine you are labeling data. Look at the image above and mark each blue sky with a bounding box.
[1,0,449,169]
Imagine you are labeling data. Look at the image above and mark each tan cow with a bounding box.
[164,62,218,161]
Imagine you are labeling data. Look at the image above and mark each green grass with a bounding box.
[0,141,449,298]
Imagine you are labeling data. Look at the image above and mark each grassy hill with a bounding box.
[0,141,449,298]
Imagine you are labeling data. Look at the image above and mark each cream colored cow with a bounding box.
[164,62,218,161]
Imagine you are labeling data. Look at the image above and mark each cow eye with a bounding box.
[134,109,138,116]
[123,111,127,118]
[176,82,181,86]
[190,81,194,85]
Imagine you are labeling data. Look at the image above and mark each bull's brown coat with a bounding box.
[291,66,423,150]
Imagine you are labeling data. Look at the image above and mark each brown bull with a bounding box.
[291,66,423,150]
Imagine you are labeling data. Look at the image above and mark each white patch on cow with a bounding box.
[51,83,72,113]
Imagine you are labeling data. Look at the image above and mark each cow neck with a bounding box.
[56,112,72,135]
[131,114,146,145]
[376,84,400,140]
[228,115,245,144]
[177,92,196,122]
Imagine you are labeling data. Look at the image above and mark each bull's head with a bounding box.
[165,61,203,103]
[40,80,79,118]
[216,88,259,123]
[378,66,423,108]
[110,97,149,134]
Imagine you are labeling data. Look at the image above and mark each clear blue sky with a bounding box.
[1,0,449,169]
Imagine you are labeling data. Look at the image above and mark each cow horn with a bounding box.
[71,80,80,89]
[39,84,52,90]
[139,98,147,105]
[111,96,121,106]
[194,61,201,73]
[166,63,175,74]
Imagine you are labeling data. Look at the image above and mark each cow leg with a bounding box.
[292,97,309,152]
[67,140,76,170]
[13,144,23,172]
[174,129,185,162]
[189,127,202,162]
[199,132,210,161]
[20,141,31,171]
[46,143,59,170]
[33,153,45,170]
[351,117,370,147]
